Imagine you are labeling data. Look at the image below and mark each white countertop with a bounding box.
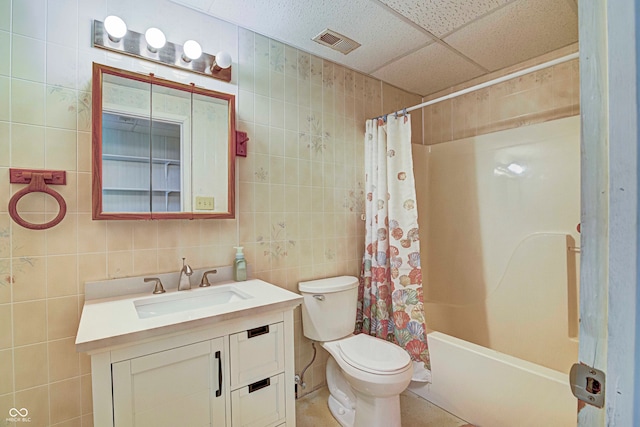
[75,278,302,353]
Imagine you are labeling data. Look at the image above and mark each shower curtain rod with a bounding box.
[376,51,579,119]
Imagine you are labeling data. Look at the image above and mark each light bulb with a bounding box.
[213,50,232,70]
[104,15,127,42]
[145,27,166,52]
[182,40,202,62]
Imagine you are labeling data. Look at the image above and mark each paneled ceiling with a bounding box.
[173,0,578,97]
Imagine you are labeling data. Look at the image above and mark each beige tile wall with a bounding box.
[420,44,580,145]
[0,1,421,424]
[235,29,420,396]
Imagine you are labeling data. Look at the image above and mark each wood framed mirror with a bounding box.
[92,63,235,220]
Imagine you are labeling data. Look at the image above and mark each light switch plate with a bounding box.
[196,196,215,210]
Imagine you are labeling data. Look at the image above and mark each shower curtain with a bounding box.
[356,114,431,381]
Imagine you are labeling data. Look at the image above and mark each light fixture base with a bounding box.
[92,20,231,82]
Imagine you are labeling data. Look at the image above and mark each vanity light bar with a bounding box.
[92,20,231,82]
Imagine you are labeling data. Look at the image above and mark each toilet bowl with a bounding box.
[298,276,413,427]
[322,334,413,427]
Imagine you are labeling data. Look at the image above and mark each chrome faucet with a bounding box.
[178,257,193,291]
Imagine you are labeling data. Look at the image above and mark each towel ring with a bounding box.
[8,169,67,230]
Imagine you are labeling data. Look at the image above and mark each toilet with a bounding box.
[298,276,413,427]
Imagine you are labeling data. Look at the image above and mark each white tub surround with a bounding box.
[411,112,580,425]
[76,269,302,427]
[416,116,580,373]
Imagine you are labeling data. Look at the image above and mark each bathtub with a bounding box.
[410,117,581,426]
[409,332,577,427]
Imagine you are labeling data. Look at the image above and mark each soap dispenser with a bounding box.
[233,246,247,281]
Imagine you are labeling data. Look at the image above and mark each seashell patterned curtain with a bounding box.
[355,114,431,381]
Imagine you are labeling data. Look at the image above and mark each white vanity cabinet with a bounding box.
[91,310,295,427]
[89,311,294,427]
[77,277,302,427]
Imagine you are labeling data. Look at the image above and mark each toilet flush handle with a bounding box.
[313,294,325,301]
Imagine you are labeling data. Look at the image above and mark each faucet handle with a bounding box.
[182,257,193,276]
[145,277,166,294]
[199,269,218,287]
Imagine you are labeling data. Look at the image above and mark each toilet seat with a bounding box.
[337,334,411,375]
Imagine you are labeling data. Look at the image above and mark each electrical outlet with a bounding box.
[195,196,214,210]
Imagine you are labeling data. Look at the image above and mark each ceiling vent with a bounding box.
[312,29,361,55]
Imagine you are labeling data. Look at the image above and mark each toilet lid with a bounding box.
[338,334,411,374]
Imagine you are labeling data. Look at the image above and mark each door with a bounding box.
[578,1,640,425]
[111,338,226,427]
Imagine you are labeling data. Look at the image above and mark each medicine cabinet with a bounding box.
[92,63,236,219]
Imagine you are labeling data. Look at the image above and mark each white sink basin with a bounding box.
[134,284,253,319]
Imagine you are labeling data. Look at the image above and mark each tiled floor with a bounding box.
[296,387,472,427]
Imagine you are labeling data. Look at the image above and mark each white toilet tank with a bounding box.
[298,276,359,342]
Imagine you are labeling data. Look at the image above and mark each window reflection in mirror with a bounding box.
[92,63,235,220]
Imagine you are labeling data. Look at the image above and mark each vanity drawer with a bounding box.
[229,322,284,388]
[231,373,285,427]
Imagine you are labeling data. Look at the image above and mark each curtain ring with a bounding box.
[8,173,67,230]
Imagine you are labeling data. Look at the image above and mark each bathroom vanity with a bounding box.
[76,268,302,427]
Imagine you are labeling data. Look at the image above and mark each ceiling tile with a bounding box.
[378,0,512,37]
[372,43,486,96]
[176,0,434,74]
[172,0,578,96]
[443,0,578,71]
